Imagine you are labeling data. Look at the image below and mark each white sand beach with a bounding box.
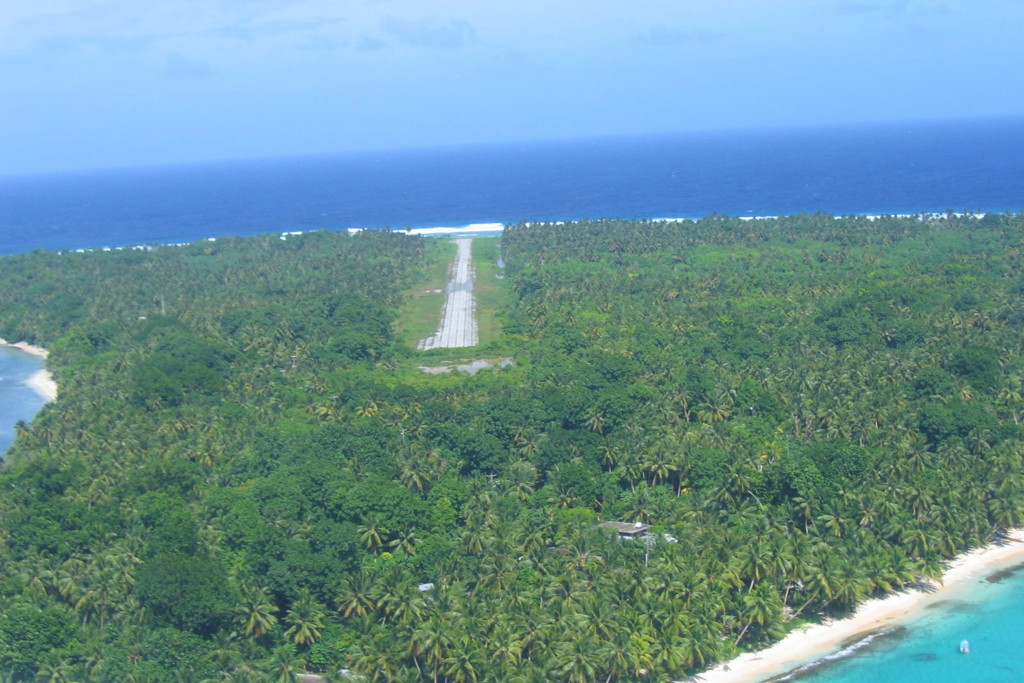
[0,337,58,401]
[688,529,1024,683]
[26,370,58,402]
[0,337,49,359]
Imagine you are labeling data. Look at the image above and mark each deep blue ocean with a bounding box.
[1,117,1023,254]
[2,116,1024,680]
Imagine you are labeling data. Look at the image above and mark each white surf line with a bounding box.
[418,238,479,350]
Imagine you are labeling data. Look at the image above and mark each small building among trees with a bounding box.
[599,521,650,539]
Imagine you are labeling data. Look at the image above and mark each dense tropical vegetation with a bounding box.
[1,213,1024,681]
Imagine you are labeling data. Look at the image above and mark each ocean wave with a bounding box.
[348,223,505,236]
[770,629,898,682]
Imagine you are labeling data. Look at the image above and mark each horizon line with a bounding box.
[5,113,1023,180]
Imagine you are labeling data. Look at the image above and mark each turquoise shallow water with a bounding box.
[0,346,49,456]
[781,564,1024,682]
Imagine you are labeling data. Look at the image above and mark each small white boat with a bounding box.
[959,639,970,654]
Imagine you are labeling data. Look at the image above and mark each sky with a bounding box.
[2,0,1023,175]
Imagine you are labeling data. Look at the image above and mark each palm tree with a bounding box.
[640,450,676,486]
[577,594,618,640]
[33,654,77,683]
[206,630,242,671]
[443,639,482,683]
[355,401,379,418]
[617,452,644,492]
[734,581,783,646]
[358,514,390,553]
[353,635,403,682]
[505,460,537,501]
[596,639,633,683]
[398,455,431,494]
[553,635,600,683]
[284,588,326,646]
[737,540,774,593]
[261,644,304,683]
[388,525,419,556]
[390,586,427,627]
[624,629,657,677]
[583,406,606,435]
[237,584,278,639]
[699,390,734,424]
[623,483,655,523]
[413,613,453,683]
[515,428,547,459]
[651,636,689,678]
[988,494,1024,532]
[488,619,524,671]
[15,560,50,599]
[831,562,872,612]
[74,625,107,679]
[372,568,409,625]
[460,522,491,557]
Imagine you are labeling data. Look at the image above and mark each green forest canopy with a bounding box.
[1,213,1024,682]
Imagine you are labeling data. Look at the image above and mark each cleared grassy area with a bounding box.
[470,236,508,347]
[395,235,511,364]
[395,239,456,346]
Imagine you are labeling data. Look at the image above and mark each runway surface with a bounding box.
[418,238,479,350]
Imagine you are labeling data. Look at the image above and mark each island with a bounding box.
[1,213,1023,682]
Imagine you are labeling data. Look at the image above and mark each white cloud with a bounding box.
[163,51,212,79]
[0,0,339,54]
[380,16,476,50]
[634,26,726,47]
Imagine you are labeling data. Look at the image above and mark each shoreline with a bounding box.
[9,213,999,256]
[26,370,58,402]
[687,529,1024,683]
[0,337,57,402]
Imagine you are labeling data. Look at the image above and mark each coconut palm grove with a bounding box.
[2,213,1024,681]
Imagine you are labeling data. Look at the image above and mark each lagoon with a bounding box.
[0,346,50,456]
